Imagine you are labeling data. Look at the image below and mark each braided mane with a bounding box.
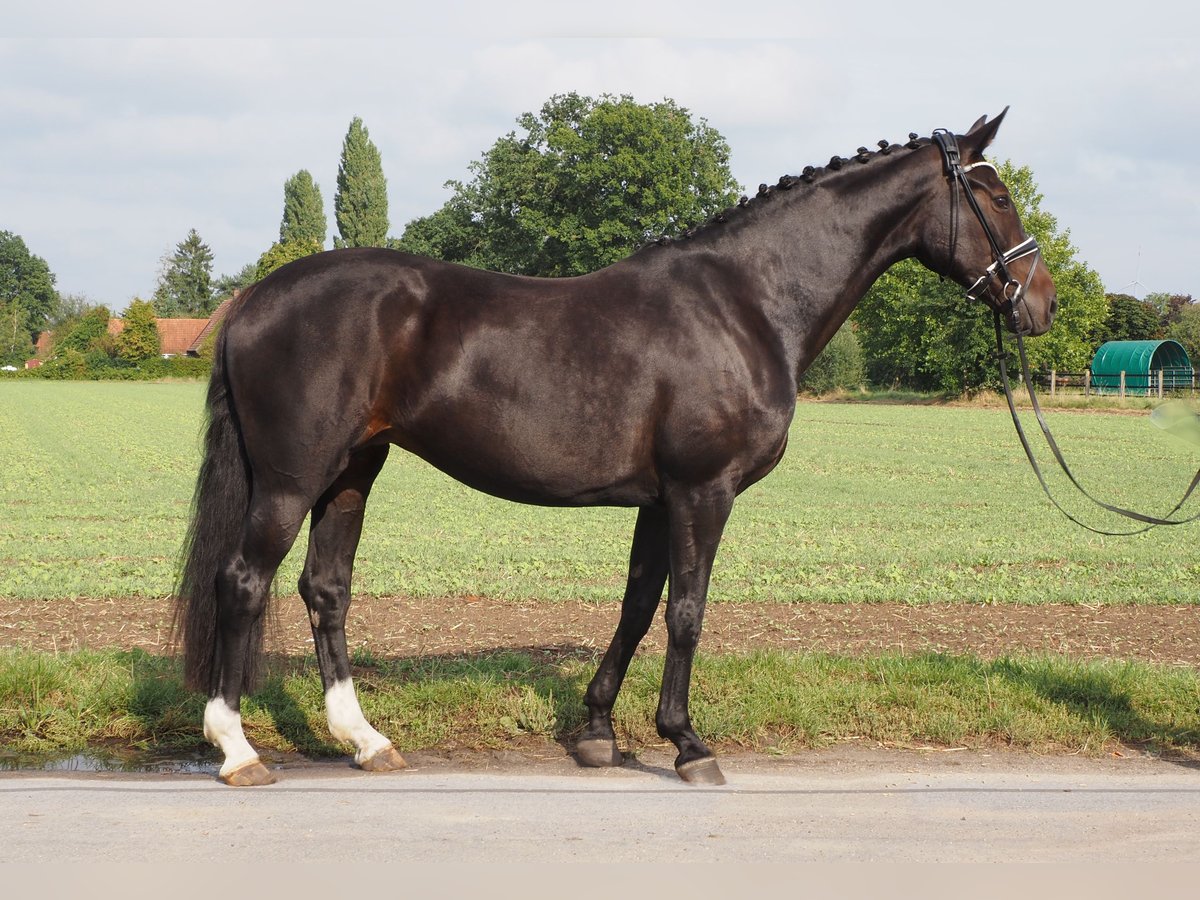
[646,132,933,247]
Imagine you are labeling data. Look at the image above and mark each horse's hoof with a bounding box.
[676,757,726,786]
[221,759,277,787]
[359,744,407,772]
[576,738,623,768]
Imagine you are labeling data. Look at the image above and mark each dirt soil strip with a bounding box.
[2,596,1199,667]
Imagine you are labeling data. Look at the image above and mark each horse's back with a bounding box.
[220,247,794,506]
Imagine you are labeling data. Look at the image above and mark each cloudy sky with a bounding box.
[4,1,1196,310]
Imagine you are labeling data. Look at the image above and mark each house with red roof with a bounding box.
[27,295,236,368]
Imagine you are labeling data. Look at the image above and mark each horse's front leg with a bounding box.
[578,504,670,767]
[299,447,405,773]
[658,480,736,785]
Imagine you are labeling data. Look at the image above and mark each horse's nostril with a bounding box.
[1049,295,1059,317]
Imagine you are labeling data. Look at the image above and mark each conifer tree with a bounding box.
[334,117,389,248]
[153,229,215,317]
[281,170,327,248]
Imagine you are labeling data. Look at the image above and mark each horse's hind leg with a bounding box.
[204,489,311,786]
[578,505,669,768]
[298,446,405,772]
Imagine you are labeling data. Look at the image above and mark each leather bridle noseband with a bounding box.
[932,127,1200,534]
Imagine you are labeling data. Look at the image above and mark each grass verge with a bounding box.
[3,647,1198,764]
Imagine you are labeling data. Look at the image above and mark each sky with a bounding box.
[3,1,1197,311]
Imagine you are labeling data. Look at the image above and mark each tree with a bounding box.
[212,263,259,300]
[54,304,112,355]
[116,298,160,361]
[395,92,741,276]
[853,159,1107,393]
[255,237,323,280]
[0,300,33,365]
[281,170,327,247]
[853,264,996,392]
[0,230,58,342]
[334,117,388,249]
[153,229,215,317]
[1097,294,1164,343]
[1167,304,1200,366]
[799,323,865,394]
[1144,292,1192,330]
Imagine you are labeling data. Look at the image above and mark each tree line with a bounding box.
[3,94,1193,392]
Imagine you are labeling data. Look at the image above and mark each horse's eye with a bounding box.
[995,195,1011,211]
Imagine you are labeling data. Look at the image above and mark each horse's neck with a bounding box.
[716,152,938,382]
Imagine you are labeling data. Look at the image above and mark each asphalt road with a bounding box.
[4,749,1200,863]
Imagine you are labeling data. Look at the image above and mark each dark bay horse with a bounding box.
[176,111,1056,786]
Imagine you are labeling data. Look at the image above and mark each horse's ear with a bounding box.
[963,107,1008,157]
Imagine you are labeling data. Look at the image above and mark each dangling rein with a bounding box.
[994,314,1200,535]
[930,126,1199,535]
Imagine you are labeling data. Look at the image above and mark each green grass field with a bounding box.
[4,381,1200,762]
[3,381,1200,605]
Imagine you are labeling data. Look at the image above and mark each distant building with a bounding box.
[28,295,236,365]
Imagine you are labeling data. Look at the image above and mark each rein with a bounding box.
[996,315,1200,535]
[934,128,1200,535]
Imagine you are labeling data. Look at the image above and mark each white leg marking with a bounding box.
[204,697,260,777]
[326,678,392,764]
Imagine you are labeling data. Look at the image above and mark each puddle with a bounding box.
[0,750,216,775]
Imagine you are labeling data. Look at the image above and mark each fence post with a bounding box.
[1119,370,1126,399]
[1159,369,1164,399]
[1085,370,1091,397]
[1051,369,1057,397]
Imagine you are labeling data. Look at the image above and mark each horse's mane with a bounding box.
[644,132,933,249]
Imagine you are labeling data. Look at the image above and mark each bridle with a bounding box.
[933,128,1041,335]
[932,127,1200,534]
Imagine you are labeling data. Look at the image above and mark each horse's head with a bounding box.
[924,110,1057,337]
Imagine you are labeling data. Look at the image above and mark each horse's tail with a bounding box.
[173,288,259,693]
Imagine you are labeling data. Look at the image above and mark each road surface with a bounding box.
[3,748,1199,863]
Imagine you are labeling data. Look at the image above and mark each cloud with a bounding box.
[3,3,1199,307]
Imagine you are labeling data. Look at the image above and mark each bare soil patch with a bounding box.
[3,595,1199,666]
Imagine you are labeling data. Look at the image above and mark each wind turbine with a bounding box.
[1121,246,1149,298]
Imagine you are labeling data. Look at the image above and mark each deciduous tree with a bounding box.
[0,300,32,365]
[1097,294,1164,343]
[0,230,58,342]
[1167,304,1200,366]
[54,304,112,355]
[395,93,741,276]
[255,237,323,280]
[853,160,1107,392]
[117,298,160,361]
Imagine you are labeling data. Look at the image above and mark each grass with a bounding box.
[2,381,1200,605]
[3,647,1199,762]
